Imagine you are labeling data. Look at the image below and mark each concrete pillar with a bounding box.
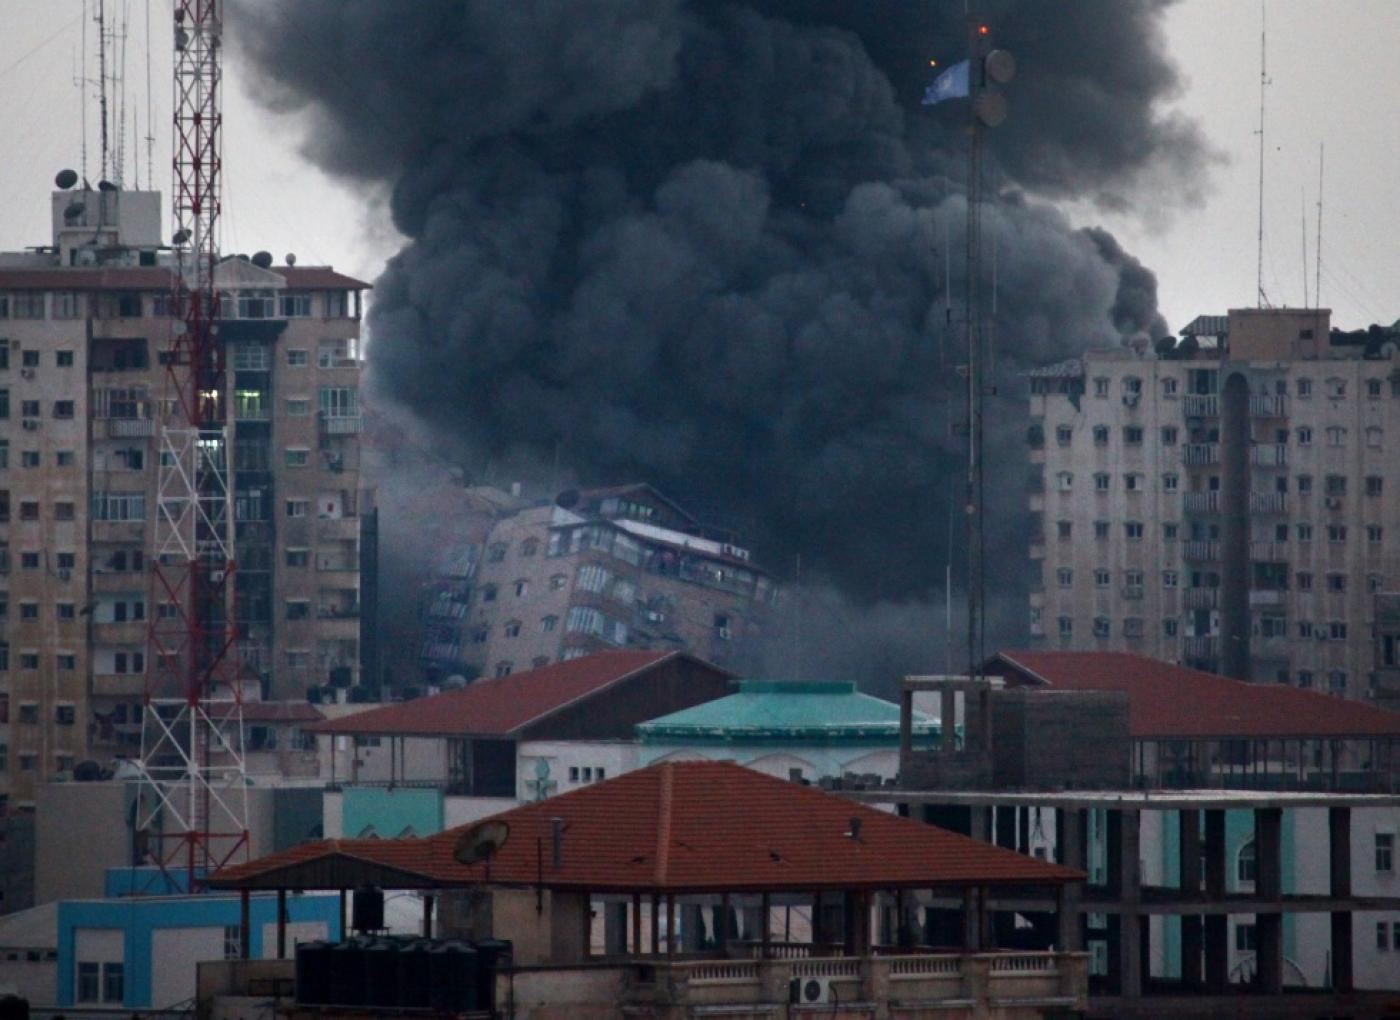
[631,893,642,953]
[1204,810,1226,897]
[1204,809,1228,993]
[680,904,705,952]
[239,889,251,960]
[899,687,914,759]
[1059,808,1088,872]
[1106,810,1124,897]
[1329,806,1354,991]
[961,887,984,951]
[1179,809,1203,988]
[1116,810,1142,999]
[969,805,991,843]
[603,901,628,955]
[650,895,660,955]
[1256,912,1283,994]
[277,888,287,959]
[994,806,1017,851]
[940,688,956,755]
[1254,807,1284,994]
[1055,883,1082,952]
[423,894,435,940]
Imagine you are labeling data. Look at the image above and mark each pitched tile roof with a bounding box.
[311,650,685,737]
[210,760,1080,893]
[991,651,1400,739]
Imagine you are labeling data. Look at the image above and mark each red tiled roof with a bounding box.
[210,760,1080,893]
[991,650,1400,739]
[0,265,370,290]
[311,650,680,737]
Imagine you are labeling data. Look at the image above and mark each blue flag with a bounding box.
[922,60,970,105]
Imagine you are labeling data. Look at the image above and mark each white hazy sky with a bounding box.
[1,1,1397,332]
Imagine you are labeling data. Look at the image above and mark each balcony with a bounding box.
[1251,443,1288,467]
[1183,443,1220,466]
[1249,541,1287,562]
[1249,394,1288,417]
[1249,492,1287,514]
[100,418,154,438]
[320,415,364,435]
[1183,395,1218,418]
[1183,541,1219,562]
[1183,491,1219,514]
[1183,635,1218,659]
[1249,589,1285,608]
[1121,585,1145,601]
[1183,588,1219,610]
[92,672,145,697]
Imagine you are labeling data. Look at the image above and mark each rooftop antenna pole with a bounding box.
[76,0,90,184]
[1315,143,1325,307]
[1254,1,1272,309]
[1300,186,1309,309]
[97,0,110,182]
[144,0,154,189]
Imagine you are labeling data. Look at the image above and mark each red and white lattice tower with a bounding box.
[136,0,249,886]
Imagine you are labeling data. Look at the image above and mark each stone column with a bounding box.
[1329,806,1354,991]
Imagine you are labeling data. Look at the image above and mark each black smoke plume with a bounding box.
[231,0,1211,679]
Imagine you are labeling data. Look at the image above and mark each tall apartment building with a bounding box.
[0,182,369,808]
[1027,308,1400,706]
[419,484,777,682]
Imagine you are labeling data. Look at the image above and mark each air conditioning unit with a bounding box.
[20,369,34,379]
[1123,394,1140,408]
[717,626,732,641]
[790,977,836,1005]
[645,610,665,623]
[1324,496,1342,509]
[21,420,38,431]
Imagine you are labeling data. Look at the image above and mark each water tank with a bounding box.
[0,995,29,1020]
[396,938,433,1009]
[352,886,384,932]
[428,940,479,1013]
[294,940,333,1005]
[326,940,367,1006]
[362,939,399,1008]
[474,938,513,1012]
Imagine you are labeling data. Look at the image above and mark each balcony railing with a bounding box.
[320,415,364,434]
[1183,443,1220,466]
[102,418,155,438]
[1250,492,1287,514]
[1251,443,1288,467]
[1184,588,1219,610]
[1249,541,1287,562]
[1249,589,1285,607]
[1183,395,1219,417]
[1183,491,1219,514]
[1183,541,1219,562]
[1250,394,1289,417]
[1183,635,1218,659]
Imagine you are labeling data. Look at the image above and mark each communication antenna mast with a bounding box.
[1314,143,1325,307]
[135,0,248,889]
[96,0,110,181]
[1254,1,1272,308]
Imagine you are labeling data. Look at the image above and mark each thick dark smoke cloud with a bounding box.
[232,1,1210,667]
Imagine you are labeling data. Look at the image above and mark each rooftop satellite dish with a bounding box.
[64,202,85,222]
[251,250,273,269]
[173,228,191,245]
[97,180,117,192]
[973,90,1008,128]
[985,49,1016,84]
[453,819,509,866]
[555,489,580,509]
[285,253,297,266]
[55,169,79,190]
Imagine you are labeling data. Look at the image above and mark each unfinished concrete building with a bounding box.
[0,182,370,809]
[1028,308,1400,705]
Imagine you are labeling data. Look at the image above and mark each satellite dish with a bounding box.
[555,489,580,509]
[985,49,1016,84]
[173,228,191,245]
[97,180,117,192]
[973,90,1008,127]
[251,250,273,269]
[64,202,85,222]
[285,253,297,266]
[55,168,79,190]
[453,819,509,865]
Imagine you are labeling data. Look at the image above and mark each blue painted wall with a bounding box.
[342,786,444,838]
[56,892,340,1008]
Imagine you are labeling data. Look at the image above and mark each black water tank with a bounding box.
[363,938,400,1008]
[352,886,384,932]
[0,995,29,1020]
[294,940,333,1005]
[396,938,433,1009]
[428,940,479,1013]
[474,938,513,1013]
[327,940,367,1006]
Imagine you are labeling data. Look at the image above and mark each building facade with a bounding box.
[0,183,369,808]
[1028,308,1400,702]
[420,485,777,681]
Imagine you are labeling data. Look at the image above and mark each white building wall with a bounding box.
[150,927,224,1009]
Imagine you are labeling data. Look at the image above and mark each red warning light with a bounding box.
[978,24,990,36]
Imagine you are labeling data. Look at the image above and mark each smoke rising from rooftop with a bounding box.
[231,1,1211,659]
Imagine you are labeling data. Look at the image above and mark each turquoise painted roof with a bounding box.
[636,680,940,744]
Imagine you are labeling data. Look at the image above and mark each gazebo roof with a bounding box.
[210,761,1080,894]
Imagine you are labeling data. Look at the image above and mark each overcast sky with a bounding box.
[1,1,1397,332]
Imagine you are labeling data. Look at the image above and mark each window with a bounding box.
[17,704,37,724]
[319,386,358,418]
[1161,426,1178,445]
[1125,521,1144,540]
[1057,617,1072,638]
[285,499,309,518]
[1366,426,1383,448]
[495,661,513,678]
[56,348,75,367]
[285,398,311,416]
[53,400,74,419]
[504,620,522,638]
[19,602,36,621]
[1124,426,1144,445]
[1378,832,1395,873]
[1297,524,1313,543]
[1325,474,1346,497]
[285,549,310,567]
[549,573,567,591]
[1367,378,1383,398]
[514,579,528,598]
[286,600,310,621]
[1125,473,1142,492]
[1161,377,1178,397]
[1092,617,1110,638]
[102,962,124,1004]
[1094,521,1110,539]
[521,538,539,557]
[287,348,308,366]
[577,564,609,592]
[1296,426,1312,446]
[1325,377,1346,398]
[1094,568,1110,588]
[91,493,145,521]
[20,350,37,369]
[1123,376,1143,396]
[1326,426,1347,447]
[20,552,37,570]
[57,602,75,620]
[1328,525,1347,544]
[1163,570,1178,588]
[481,584,498,603]
[10,293,44,319]
[1297,670,1313,689]
[1296,378,1312,398]
[54,501,74,521]
[1367,476,1384,497]
[1164,523,1179,541]
[1092,425,1109,446]
[1094,472,1110,492]
[1368,524,1384,544]
[1296,571,1313,591]
[1163,618,1179,637]
[55,704,75,724]
[1055,425,1072,446]
[280,292,313,317]
[1327,573,1347,593]
[19,501,38,522]
[1297,474,1312,494]
[1329,621,1348,641]
[1056,567,1073,588]
[1274,523,1289,542]
[284,448,310,468]
[541,615,558,633]
[20,400,38,417]
[19,451,37,469]
[1328,670,1347,695]
[1093,377,1109,397]
[1235,924,1257,952]
[1123,617,1144,638]
[487,542,508,563]
[1055,471,1073,492]
[1379,923,1390,952]
[77,962,101,1003]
